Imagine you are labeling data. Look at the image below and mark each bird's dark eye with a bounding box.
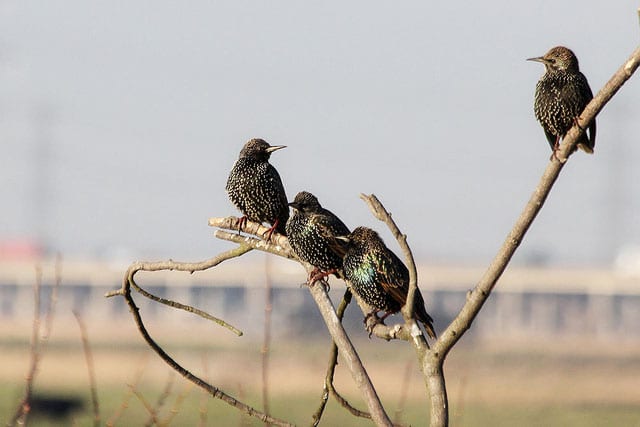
[549,58,556,64]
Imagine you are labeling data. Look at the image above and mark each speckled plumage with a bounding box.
[226,138,289,236]
[286,191,350,279]
[341,227,436,339]
[529,46,596,154]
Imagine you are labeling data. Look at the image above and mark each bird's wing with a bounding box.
[588,119,596,149]
[374,251,410,304]
[583,77,596,148]
[314,218,349,258]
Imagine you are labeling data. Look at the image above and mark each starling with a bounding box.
[286,191,350,283]
[340,226,436,339]
[528,46,596,157]
[226,138,289,238]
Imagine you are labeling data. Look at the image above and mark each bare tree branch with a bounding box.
[420,44,640,427]
[106,355,148,426]
[74,311,101,427]
[360,194,430,351]
[8,267,42,426]
[306,280,392,426]
[211,217,394,427]
[209,216,294,259]
[130,385,161,426]
[358,194,418,324]
[9,257,61,427]
[199,354,210,427]
[394,360,414,425]
[161,381,193,426]
[435,43,640,359]
[262,257,274,419]
[311,291,346,427]
[311,290,374,425]
[356,43,640,425]
[358,195,443,425]
[110,247,294,427]
[216,220,415,347]
[110,38,639,427]
[143,372,174,427]
[105,250,248,336]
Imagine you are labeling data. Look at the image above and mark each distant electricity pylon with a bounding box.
[32,104,54,253]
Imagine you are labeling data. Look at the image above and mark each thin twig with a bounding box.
[312,290,370,426]
[212,217,394,426]
[9,258,62,427]
[328,385,372,420]
[262,256,274,421]
[320,291,381,421]
[8,267,42,426]
[306,280,392,426]
[106,251,248,336]
[161,381,193,426]
[115,245,294,427]
[358,195,418,322]
[131,385,161,426]
[215,221,411,347]
[199,353,210,427]
[130,282,244,336]
[237,383,251,427]
[106,354,149,426]
[358,196,438,426]
[360,194,430,351]
[393,360,413,425]
[143,372,174,427]
[74,311,101,427]
[435,43,640,364]
[424,44,640,427]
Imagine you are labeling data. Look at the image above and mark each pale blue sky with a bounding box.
[1,2,638,265]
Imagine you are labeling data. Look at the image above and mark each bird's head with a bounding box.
[239,138,286,161]
[288,191,322,213]
[527,46,580,73]
[338,227,378,246]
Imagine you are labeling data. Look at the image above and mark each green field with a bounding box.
[3,389,639,426]
[2,319,640,426]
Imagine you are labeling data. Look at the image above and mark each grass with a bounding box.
[2,385,639,426]
[2,318,640,426]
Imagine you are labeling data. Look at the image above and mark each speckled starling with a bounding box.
[340,226,436,339]
[528,46,596,156]
[226,138,289,238]
[286,191,350,283]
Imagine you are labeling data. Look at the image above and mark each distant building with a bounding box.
[0,259,639,341]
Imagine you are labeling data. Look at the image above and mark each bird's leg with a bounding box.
[309,268,337,287]
[573,116,585,131]
[235,216,248,234]
[262,219,280,241]
[307,267,322,283]
[306,269,331,292]
[364,311,383,338]
[379,311,394,322]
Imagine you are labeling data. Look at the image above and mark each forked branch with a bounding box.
[211,217,394,426]
[108,247,293,427]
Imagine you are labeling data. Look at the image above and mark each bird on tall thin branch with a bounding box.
[528,46,596,159]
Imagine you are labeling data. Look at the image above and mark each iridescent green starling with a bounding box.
[528,46,596,156]
[286,191,350,283]
[226,138,289,238]
[340,226,436,339]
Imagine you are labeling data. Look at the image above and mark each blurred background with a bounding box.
[1,1,639,425]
